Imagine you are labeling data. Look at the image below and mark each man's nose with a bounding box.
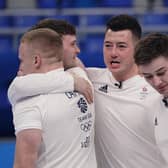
[75,45,80,54]
[111,46,118,56]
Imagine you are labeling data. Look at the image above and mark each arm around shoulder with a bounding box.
[8,70,74,105]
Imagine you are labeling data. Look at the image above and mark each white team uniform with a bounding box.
[10,68,97,168]
[86,68,168,168]
[155,99,168,165]
[9,67,168,168]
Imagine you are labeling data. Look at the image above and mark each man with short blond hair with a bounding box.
[12,28,96,168]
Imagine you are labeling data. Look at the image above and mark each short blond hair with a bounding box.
[21,28,63,62]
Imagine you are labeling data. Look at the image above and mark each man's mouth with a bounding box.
[157,85,167,93]
[111,60,120,64]
[110,61,120,69]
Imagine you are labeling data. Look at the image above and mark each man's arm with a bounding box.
[8,70,74,105]
[8,68,93,105]
[13,98,43,168]
[14,129,42,168]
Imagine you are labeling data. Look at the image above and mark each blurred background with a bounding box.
[0,0,168,167]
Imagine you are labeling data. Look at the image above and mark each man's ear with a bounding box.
[34,54,41,69]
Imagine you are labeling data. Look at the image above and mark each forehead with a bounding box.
[139,56,168,73]
[19,41,30,50]
[19,42,26,55]
[19,41,29,52]
[62,35,77,42]
[18,41,32,58]
[104,29,133,42]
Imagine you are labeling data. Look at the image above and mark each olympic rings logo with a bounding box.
[80,120,92,132]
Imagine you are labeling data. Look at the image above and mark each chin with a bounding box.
[108,67,119,73]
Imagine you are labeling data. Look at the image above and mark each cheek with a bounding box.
[103,52,109,63]
[124,51,134,63]
[18,62,23,69]
[163,74,168,82]
[63,48,70,57]
[124,48,134,58]
[103,46,107,55]
[22,61,33,71]
[103,49,110,59]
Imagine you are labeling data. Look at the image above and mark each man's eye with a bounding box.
[144,75,153,80]
[105,44,112,47]
[157,71,166,76]
[118,45,126,48]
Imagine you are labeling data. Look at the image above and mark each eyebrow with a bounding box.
[142,67,166,76]
[71,40,76,43]
[155,67,166,73]
[104,41,112,44]
[104,41,127,45]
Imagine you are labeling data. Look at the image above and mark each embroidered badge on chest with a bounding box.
[139,87,148,99]
[77,97,88,113]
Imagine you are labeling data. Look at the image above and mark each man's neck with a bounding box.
[38,61,64,73]
[112,65,139,81]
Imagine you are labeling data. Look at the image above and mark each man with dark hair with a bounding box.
[30,19,76,35]
[106,14,142,39]
[30,19,79,70]
[86,14,167,168]
[134,32,168,98]
[134,33,168,163]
